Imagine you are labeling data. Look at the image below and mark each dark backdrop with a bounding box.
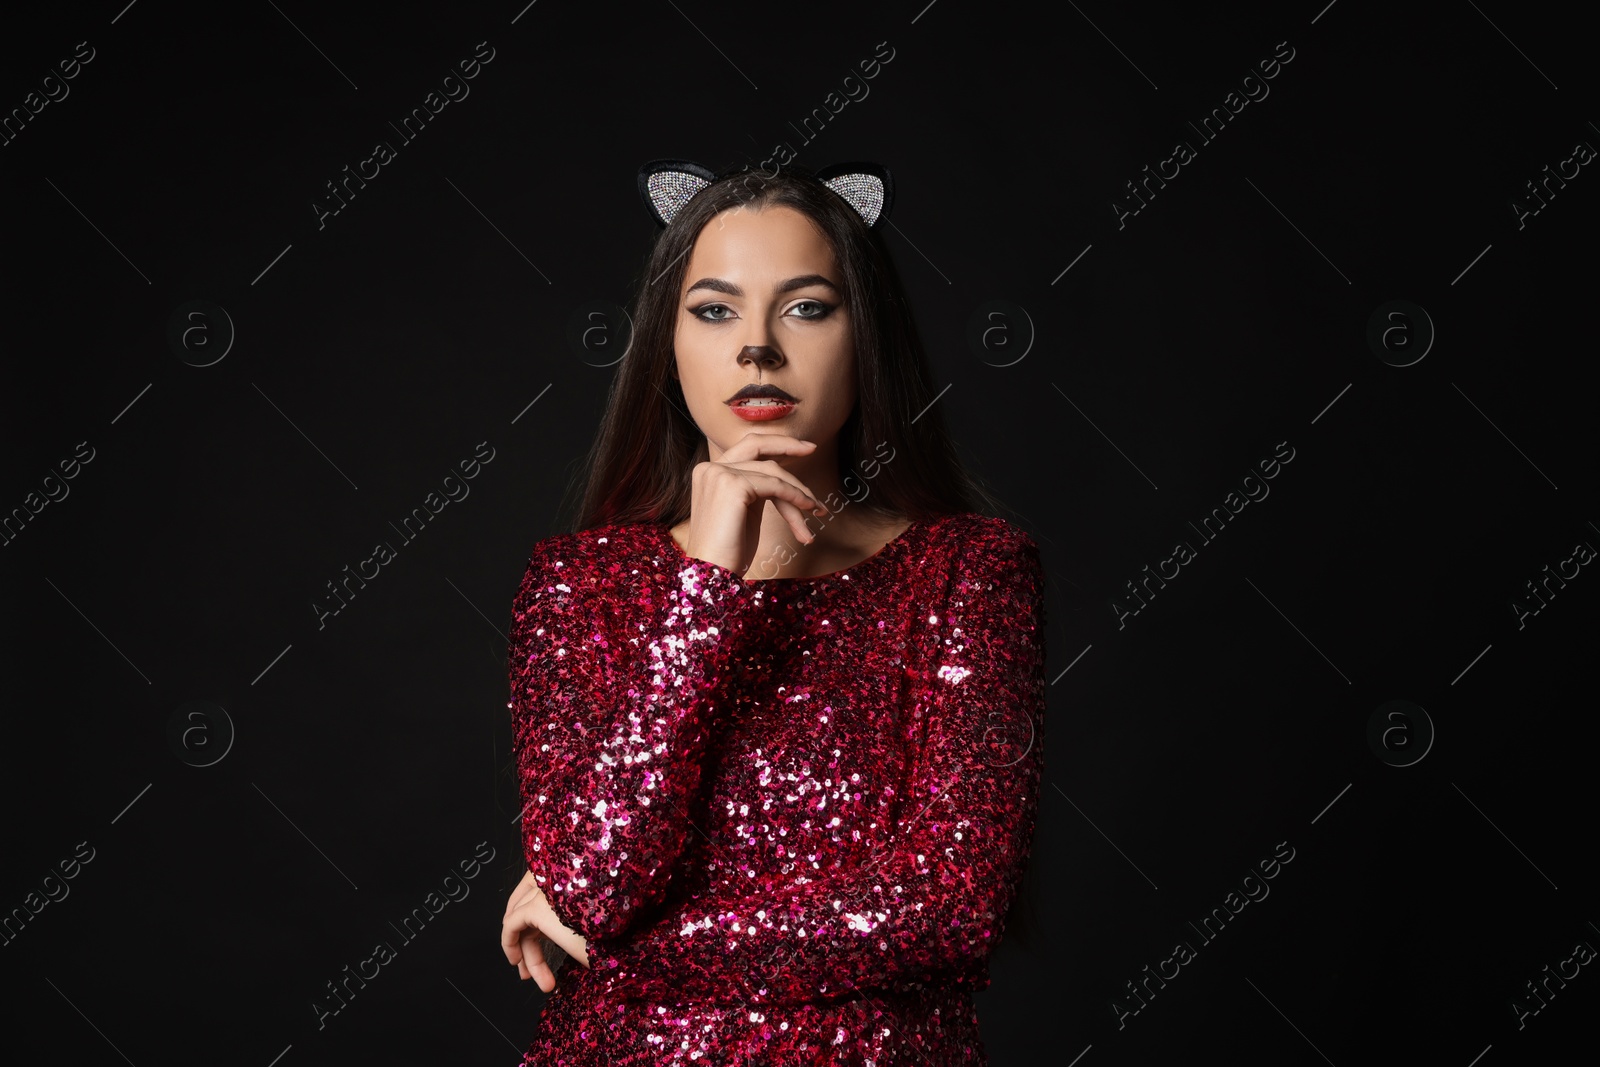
[2,1,1595,1064]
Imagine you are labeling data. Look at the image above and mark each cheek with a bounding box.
[672,321,721,417]
[811,350,858,425]
[831,358,857,402]
[672,319,704,379]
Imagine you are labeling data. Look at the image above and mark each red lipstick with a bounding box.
[726,383,798,421]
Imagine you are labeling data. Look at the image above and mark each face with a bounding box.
[673,204,855,454]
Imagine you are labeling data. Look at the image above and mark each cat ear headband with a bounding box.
[637,159,894,230]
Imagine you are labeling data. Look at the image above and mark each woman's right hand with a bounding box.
[501,868,574,993]
[682,432,831,576]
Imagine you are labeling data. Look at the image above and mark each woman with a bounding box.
[500,159,1047,1065]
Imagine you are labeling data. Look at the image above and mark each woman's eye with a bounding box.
[691,301,833,322]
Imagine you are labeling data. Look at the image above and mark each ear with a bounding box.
[814,162,893,228]
[638,159,719,228]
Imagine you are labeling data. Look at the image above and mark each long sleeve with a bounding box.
[508,531,773,949]
[586,527,1048,1008]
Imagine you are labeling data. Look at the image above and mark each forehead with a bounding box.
[681,205,838,286]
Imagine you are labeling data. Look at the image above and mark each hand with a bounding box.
[683,431,831,575]
[501,868,589,993]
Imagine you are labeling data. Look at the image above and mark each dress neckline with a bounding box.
[654,515,928,583]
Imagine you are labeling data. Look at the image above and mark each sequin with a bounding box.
[508,513,1046,1065]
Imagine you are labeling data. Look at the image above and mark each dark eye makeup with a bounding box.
[688,300,837,323]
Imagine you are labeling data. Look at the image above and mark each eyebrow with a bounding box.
[684,274,841,299]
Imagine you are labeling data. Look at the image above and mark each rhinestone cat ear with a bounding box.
[636,159,894,229]
[637,159,718,229]
[814,162,893,228]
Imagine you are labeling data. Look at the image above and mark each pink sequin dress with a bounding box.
[508,512,1046,1065]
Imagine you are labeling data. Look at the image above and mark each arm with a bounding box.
[587,528,1048,1007]
[508,532,772,953]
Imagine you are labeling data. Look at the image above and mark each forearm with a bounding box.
[592,793,1037,1006]
[589,528,1048,1007]
[512,538,774,943]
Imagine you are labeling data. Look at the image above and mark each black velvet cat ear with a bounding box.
[814,161,893,228]
[638,159,718,228]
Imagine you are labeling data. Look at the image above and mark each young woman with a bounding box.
[500,160,1047,1065]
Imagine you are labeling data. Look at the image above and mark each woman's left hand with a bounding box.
[501,867,590,992]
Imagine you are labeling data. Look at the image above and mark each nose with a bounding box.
[738,345,785,370]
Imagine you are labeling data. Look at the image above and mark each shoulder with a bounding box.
[924,512,1041,565]
[931,517,1046,648]
[512,524,663,641]
[919,513,1044,607]
[516,522,675,599]
[524,522,662,568]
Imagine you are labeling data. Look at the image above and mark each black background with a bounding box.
[2,1,1596,1064]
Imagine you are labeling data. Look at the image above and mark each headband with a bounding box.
[637,159,894,230]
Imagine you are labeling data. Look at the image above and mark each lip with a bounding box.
[725,384,798,404]
[727,398,797,421]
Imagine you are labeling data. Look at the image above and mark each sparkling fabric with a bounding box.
[647,170,711,226]
[819,174,886,227]
[507,512,1046,1065]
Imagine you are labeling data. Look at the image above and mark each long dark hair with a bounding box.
[559,164,1008,533]
[556,163,1044,951]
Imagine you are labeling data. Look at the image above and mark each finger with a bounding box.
[721,432,818,465]
[507,919,538,975]
[506,876,546,924]
[503,899,561,988]
[503,928,519,966]
[503,869,537,922]
[749,459,830,513]
[517,933,536,982]
[752,471,830,522]
[507,883,537,919]
[719,465,828,518]
[744,459,829,513]
[525,934,556,993]
[502,911,528,965]
[771,497,820,547]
